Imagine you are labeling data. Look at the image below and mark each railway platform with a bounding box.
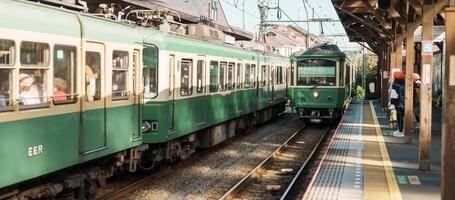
[304,100,441,200]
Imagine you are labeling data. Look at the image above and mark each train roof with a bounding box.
[1,0,288,63]
[291,43,346,59]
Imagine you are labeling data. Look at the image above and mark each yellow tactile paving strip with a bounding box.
[363,101,403,200]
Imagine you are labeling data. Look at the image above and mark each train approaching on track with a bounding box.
[288,44,354,122]
[0,0,289,199]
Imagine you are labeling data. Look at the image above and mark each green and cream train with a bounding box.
[288,44,354,122]
[0,0,288,199]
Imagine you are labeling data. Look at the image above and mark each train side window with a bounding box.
[197,60,205,93]
[236,63,242,89]
[143,45,158,99]
[0,69,12,112]
[244,64,251,88]
[209,61,219,93]
[261,65,266,86]
[53,45,77,104]
[19,42,50,109]
[220,62,227,91]
[339,62,345,86]
[0,40,15,66]
[228,62,234,90]
[20,42,50,67]
[251,64,256,87]
[112,50,129,100]
[345,64,350,85]
[180,59,193,96]
[0,40,14,112]
[85,51,101,102]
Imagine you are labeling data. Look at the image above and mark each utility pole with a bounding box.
[242,0,245,30]
[257,0,269,43]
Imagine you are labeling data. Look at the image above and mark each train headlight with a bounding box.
[141,121,152,132]
[313,91,319,98]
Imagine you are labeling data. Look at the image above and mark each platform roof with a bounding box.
[331,0,448,55]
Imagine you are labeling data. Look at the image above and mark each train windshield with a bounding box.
[296,59,336,86]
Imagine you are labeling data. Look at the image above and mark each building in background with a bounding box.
[264,25,330,56]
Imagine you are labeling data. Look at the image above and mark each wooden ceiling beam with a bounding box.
[362,0,392,29]
[407,0,423,15]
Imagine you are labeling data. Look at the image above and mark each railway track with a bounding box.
[218,125,333,200]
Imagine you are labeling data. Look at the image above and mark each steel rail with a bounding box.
[218,125,332,200]
[218,126,306,200]
[99,175,154,200]
[279,127,330,200]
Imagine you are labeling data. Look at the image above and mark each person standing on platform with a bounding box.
[391,71,406,136]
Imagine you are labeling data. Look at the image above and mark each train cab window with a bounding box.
[112,51,129,100]
[180,59,193,96]
[197,60,205,93]
[209,61,219,93]
[53,45,77,104]
[228,62,234,90]
[0,40,14,66]
[220,62,227,91]
[19,42,50,109]
[297,59,336,86]
[143,46,158,98]
[85,52,101,102]
[0,40,14,112]
[236,63,242,89]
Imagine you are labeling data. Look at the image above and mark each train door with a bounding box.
[196,57,206,125]
[133,49,141,139]
[80,42,107,154]
[236,62,243,114]
[169,55,176,133]
[271,65,275,101]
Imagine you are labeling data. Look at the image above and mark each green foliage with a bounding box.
[355,85,365,99]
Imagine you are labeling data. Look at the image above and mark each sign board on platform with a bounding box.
[421,40,433,56]
[423,64,431,84]
[450,55,455,86]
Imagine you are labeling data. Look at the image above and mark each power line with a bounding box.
[222,0,260,19]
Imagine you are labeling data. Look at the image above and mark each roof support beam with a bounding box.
[407,0,423,15]
[334,5,391,38]
[442,3,455,200]
[361,0,392,29]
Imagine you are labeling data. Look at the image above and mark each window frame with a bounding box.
[18,41,51,110]
[0,39,15,112]
[209,60,219,93]
[196,60,205,93]
[227,62,235,90]
[236,63,243,89]
[142,45,159,99]
[180,58,193,96]
[219,62,227,91]
[111,50,130,101]
[20,41,50,68]
[53,44,78,105]
[0,39,15,67]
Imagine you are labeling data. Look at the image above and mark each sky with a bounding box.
[220,0,361,51]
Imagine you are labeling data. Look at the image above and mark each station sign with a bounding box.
[421,40,433,56]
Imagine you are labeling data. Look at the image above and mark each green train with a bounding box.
[288,44,354,122]
[0,0,289,199]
